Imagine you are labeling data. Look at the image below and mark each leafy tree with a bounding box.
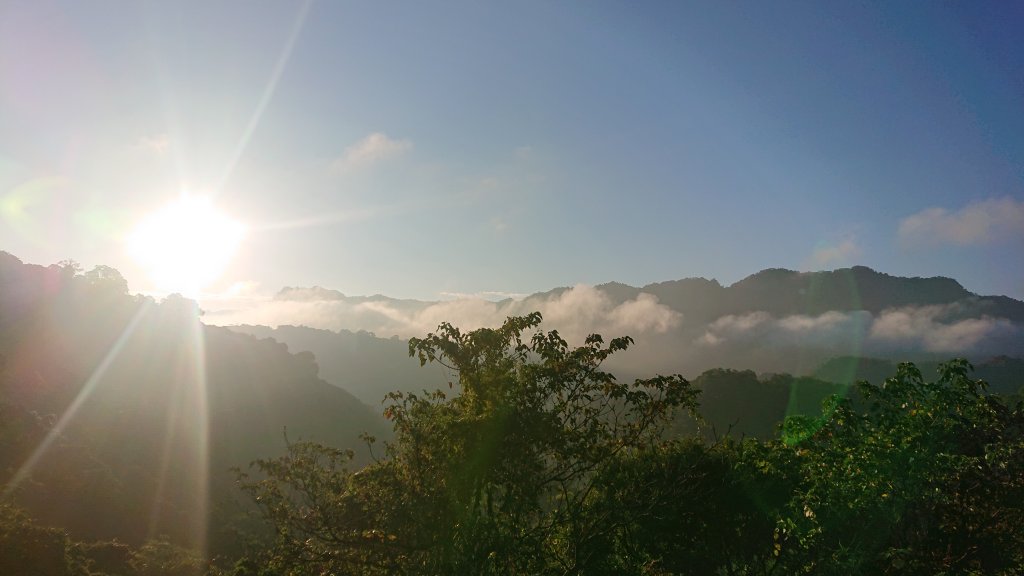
[0,504,78,576]
[82,265,130,296]
[0,504,210,576]
[237,313,696,575]
[583,436,798,575]
[780,360,1024,574]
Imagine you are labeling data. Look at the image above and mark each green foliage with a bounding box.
[237,313,696,574]
[585,437,796,575]
[0,503,212,576]
[128,538,207,576]
[0,504,79,576]
[780,359,1024,574]
[236,316,1024,575]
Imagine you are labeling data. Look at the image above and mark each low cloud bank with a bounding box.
[205,284,682,344]
[697,305,1019,355]
[206,285,1022,376]
[698,311,871,349]
[870,305,1018,353]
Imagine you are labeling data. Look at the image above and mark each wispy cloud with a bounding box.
[332,132,412,172]
[694,305,1017,356]
[136,134,170,156]
[438,290,528,301]
[898,196,1024,247]
[251,206,381,231]
[809,236,862,269]
[490,216,509,232]
[696,310,871,349]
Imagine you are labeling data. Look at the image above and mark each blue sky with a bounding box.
[2,1,1022,303]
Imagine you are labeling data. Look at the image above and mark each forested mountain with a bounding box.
[632,266,1024,321]
[258,266,1024,321]
[229,324,442,405]
[0,252,386,557]
[225,265,1024,406]
[813,354,1024,396]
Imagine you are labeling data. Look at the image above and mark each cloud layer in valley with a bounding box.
[204,275,1023,382]
[696,306,1019,357]
[206,284,682,345]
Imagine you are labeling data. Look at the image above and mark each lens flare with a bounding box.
[127,195,245,297]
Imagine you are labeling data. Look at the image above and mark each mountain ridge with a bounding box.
[226,265,1023,405]
[263,265,1022,326]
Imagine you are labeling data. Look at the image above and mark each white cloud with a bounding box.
[697,312,770,346]
[332,132,412,172]
[528,285,681,341]
[898,196,1024,247]
[809,237,862,268]
[868,305,1017,353]
[697,310,873,349]
[203,292,1024,379]
[777,310,852,333]
[695,305,1017,355]
[204,284,682,344]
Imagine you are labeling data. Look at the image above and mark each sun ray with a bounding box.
[147,371,183,541]
[2,303,152,498]
[216,0,312,195]
[250,206,380,232]
[185,308,211,556]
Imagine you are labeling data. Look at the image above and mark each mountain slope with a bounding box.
[230,324,446,404]
[0,252,386,551]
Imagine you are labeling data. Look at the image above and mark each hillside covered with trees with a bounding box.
[1,253,1022,574]
[0,253,386,573]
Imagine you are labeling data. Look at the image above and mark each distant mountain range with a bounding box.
[224,266,1024,402]
[603,265,1024,322]
[268,265,1024,323]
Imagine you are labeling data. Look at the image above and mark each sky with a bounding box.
[2,0,1023,306]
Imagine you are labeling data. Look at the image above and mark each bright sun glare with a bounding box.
[127,195,246,297]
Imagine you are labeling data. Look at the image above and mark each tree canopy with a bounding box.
[235,315,1024,575]
[237,313,696,574]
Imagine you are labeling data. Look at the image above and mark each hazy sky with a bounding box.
[2,1,1023,302]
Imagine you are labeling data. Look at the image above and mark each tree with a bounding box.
[583,436,798,575]
[82,265,129,295]
[236,313,696,575]
[233,313,1024,574]
[779,360,1024,574]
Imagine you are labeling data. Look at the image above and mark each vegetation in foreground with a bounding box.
[2,311,1023,574]
[233,314,1024,575]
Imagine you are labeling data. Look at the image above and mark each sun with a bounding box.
[127,195,246,297]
